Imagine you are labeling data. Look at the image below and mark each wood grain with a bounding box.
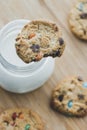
[0,0,87,130]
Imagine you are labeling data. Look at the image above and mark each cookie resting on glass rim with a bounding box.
[15,20,65,63]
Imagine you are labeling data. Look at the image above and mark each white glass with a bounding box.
[0,19,55,93]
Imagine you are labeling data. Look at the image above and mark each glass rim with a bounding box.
[0,53,47,73]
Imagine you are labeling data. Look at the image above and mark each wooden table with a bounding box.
[0,0,87,130]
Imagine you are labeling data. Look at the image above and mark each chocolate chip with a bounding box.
[78,94,84,100]
[71,80,74,84]
[80,13,87,19]
[30,44,40,52]
[77,107,84,112]
[55,26,58,31]
[12,112,17,121]
[54,25,58,31]
[15,37,20,41]
[52,50,61,57]
[4,120,9,125]
[51,53,55,57]
[68,88,72,92]
[77,107,87,113]
[58,94,64,102]
[44,54,49,57]
[77,76,83,81]
[24,25,28,28]
[83,29,86,35]
[52,24,58,31]
[59,38,64,45]
[33,59,37,61]
[56,50,61,56]
[85,102,87,105]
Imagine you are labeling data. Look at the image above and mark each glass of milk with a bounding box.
[0,19,55,93]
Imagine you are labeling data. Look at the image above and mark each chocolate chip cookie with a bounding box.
[0,108,44,130]
[51,76,87,117]
[15,20,65,63]
[69,1,87,40]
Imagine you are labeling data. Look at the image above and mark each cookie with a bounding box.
[0,108,44,130]
[51,76,87,117]
[69,1,87,40]
[15,20,65,63]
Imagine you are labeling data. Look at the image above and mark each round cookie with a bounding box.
[0,108,44,130]
[69,1,87,40]
[51,76,87,117]
[15,20,65,63]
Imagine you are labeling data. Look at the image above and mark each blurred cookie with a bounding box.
[51,76,87,117]
[0,108,44,130]
[69,1,87,40]
[15,20,65,63]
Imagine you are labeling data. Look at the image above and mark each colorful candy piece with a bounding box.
[36,52,43,61]
[12,112,17,121]
[28,33,36,39]
[30,44,40,52]
[77,2,84,11]
[68,100,73,108]
[18,112,24,119]
[11,122,15,126]
[25,124,30,130]
[83,82,87,88]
